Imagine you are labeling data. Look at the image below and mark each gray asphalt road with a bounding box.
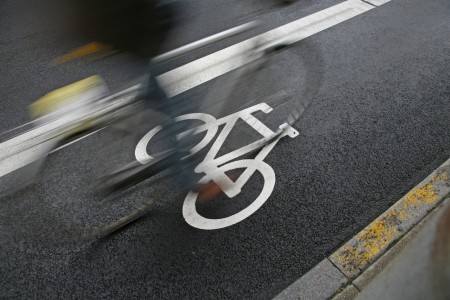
[1,0,449,299]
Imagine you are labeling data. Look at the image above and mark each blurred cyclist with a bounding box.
[71,0,225,199]
[73,0,179,117]
[70,0,298,199]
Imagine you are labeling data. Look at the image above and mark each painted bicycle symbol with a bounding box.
[135,103,299,230]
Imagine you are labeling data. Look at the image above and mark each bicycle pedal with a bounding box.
[81,198,154,239]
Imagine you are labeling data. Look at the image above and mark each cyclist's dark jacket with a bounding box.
[74,0,178,57]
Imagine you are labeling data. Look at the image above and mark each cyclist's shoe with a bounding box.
[193,172,239,203]
[195,181,223,203]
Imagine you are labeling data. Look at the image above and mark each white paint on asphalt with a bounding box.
[0,0,390,178]
[364,0,392,6]
[0,84,140,177]
[0,116,81,177]
[169,104,298,229]
[157,0,376,97]
[49,127,106,154]
[136,103,299,229]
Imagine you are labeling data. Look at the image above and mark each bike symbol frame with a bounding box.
[135,103,299,230]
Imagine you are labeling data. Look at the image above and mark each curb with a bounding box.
[274,157,450,300]
[336,196,450,299]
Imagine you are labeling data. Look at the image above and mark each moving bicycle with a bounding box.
[0,0,321,240]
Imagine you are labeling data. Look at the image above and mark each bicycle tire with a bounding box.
[135,39,324,165]
[12,104,169,246]
[197,38,324,152]
[23,39,324,243]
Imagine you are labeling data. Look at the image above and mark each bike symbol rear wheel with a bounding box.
[183,159,275,230]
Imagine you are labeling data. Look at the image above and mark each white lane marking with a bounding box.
[364,0,391,6]
[0,116,80,177]
[157,0,376,97]
[0,139,59,178]
[0,126,104,177]
[0,0,389,178]
[49,127,106,153]
[0,85,140,177]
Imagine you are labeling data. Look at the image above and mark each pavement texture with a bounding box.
[274,158,450,300]
[273,259,347,300]
[1,0,450,298]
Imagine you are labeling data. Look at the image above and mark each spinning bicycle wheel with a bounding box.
[178,39,324,229]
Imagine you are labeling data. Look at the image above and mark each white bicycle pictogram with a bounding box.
[135,103,299,230]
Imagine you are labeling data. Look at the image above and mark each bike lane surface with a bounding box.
[1,0,450,298]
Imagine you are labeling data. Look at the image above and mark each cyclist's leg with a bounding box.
[141,69,201,190]
[141,70,230,197]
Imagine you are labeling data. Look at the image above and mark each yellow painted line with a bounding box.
[51,42,109,65]
[330,159,450,278]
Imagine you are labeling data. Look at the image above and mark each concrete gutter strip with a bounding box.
[274,158,450,300]
[352,197,450,300]
[332,284,359,300]
[329,158,450,279]
[333,197,450,299]
[273,259,348,300]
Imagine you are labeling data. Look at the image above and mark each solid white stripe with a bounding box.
[364,0,392,6]
[0,0,388,178]
[157,0,375,97]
